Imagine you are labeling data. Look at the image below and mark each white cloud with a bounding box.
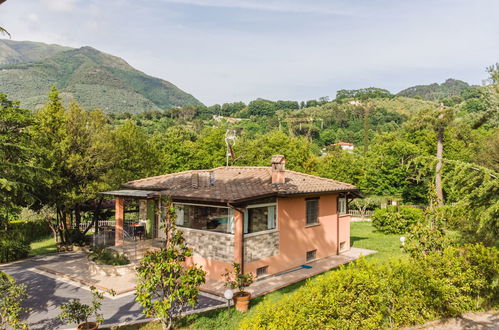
[42,0,77,12]
[157,0,360,16]
[27,13,39,23]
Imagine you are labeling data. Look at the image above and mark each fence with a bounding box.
[349,210,374,217]
[77,220,116,232]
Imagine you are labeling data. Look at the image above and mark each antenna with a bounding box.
[225,129,237,167]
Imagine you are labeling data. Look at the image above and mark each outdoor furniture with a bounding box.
[130,223,145,240]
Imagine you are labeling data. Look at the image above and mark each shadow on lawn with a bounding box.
[350,236,368,245]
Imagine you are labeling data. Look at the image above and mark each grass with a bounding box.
[350,221,406,261]
[29,236,57,256]
[107,221,406,330]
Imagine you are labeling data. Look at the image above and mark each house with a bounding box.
[101,155,360,280]
[334,141,355,151]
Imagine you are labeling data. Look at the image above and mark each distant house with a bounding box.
[102,155,360,280]
[334,141,355,151]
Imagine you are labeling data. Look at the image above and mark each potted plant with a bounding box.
[221,263,254,312]
[58,286,114,330]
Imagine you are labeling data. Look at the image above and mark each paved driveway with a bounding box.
[0,253,223,329]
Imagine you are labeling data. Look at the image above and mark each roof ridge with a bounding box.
[284,169,356,187]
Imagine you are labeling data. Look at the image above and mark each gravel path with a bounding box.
[0,253,223,329]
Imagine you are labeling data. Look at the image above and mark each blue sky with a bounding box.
[1,0,498,105]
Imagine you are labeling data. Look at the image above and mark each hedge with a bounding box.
[372,206,423,234]
[0,239,30,263]
[8,220,52,243]
[239,244,498,330]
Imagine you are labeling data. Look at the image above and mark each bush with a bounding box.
[0,239,30,263]
[239,244,499,330]
[372,206,423,234]
[88,246,129,266]
[8,220,52,243]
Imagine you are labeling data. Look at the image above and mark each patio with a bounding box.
[35,247,376,297]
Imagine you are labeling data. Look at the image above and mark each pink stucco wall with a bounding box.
[185,255,232,280]
[244,193,350,276]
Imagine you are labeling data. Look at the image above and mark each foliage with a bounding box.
[135,197,206,330]
[397,78,471,102]
[0,93,38,221]
[336,87,393,101]
[0,271,29,330]
[372,206,424,234]
[404,221,451,258]
[58,286,112,327]
[8,219,52,243]
[239,244,499,330]
[0,238,30,263]
[88,246,129,266]
[221,263,255,294]
[442,160,499,246]
[316,150,363,185]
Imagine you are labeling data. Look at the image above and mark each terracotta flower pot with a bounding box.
[77,321,99,330]
[233,291,251,312]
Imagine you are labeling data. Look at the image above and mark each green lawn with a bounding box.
[29,236,57,256]
[108,221,407,330]
[350,221,406,261]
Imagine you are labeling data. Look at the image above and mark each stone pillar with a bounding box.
[233,208,244,268]
[115,197,124,246]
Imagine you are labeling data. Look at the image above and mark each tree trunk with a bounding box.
[74,204,81,232]
[435,126,444,206]
[363,105,370,154]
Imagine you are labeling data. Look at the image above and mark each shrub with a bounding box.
[0,272,29,329]
[88,246,129,266]
[0,239,30,263]
[372,206,423,234]
[239,244,499,330]
[8,220,52,243]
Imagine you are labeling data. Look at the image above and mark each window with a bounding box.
[338,197,347,215]
[244,204,277,234]
[174,204,233,234]
[306,249,317,262]
[256,266,268,277]
[306,198,319,225]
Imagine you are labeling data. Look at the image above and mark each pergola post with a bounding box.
[115,197,124,246]
[233,208,244,270]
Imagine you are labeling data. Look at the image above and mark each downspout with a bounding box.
[336,195,340,255]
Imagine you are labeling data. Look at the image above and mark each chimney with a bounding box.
[271,155,286,184]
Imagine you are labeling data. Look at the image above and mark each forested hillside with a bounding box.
[0,39,71,65]
[397,78,472,102]
[0,42,202,113]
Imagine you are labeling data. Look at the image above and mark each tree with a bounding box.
[135,198,206,330]
[486,63,499,84]
[0,94,38,221]
[31,87,117,243]
[404,105,454,206]
[316,150,363,185]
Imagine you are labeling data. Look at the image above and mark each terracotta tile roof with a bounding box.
[121,167,359,203]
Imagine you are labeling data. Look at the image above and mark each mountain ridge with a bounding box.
[0,40,203,113]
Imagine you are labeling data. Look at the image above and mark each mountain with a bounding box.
[0,40,203,113]
[0,39,72,65]
[397,78,471,101]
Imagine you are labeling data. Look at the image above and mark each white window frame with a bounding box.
[338,197,347,216]
[244,203,278,234]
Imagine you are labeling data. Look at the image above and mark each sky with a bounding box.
[0,0,498,105]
